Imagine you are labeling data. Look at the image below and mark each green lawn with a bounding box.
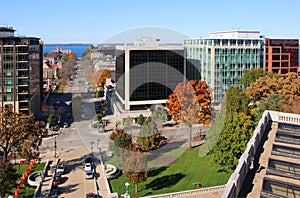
[108,146,230,197]
[5,162,46,198]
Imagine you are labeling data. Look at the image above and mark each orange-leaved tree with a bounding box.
[166,80,212,148]
[93,68,112,87]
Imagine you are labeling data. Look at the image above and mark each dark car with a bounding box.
[85,155,93,164]
[86,192,97,198]
[52,173,62,186]
[50,185,59,196]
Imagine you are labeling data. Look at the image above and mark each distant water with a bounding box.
[43,44,90,58]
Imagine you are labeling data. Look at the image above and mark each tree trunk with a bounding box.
[135,183,138,194]
[188,126,192,149]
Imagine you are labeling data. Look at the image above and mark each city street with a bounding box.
[40,64,112,198]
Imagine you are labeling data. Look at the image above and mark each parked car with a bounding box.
[52,173,62,186]
[85,155,93,164]
[56,162,65,174]
[85,170,94,179]
[85,163,92,172]
[86,192,97,198]
[50,185,59,195]
[19,160,29,165]
[63,122,69,128]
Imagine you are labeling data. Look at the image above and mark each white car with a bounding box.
[85,170,93,179]
[63,122,69,128]
[85,163,92,172]
[57,162,65,174]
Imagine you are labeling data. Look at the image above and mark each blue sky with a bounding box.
[1,0,299,43]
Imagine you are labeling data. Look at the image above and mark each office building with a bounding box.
[114,38,190,121]
[184,30,264,106]
[264,38,299,74]
[0,26,43,115]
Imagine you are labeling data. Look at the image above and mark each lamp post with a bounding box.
[97,139,101,154]
[90,141,94,156]
[125,182,130,197]
[54,136,57,158]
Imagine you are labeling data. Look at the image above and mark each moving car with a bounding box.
[56,162,65,174]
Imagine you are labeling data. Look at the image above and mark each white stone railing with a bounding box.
[140,185,226,198]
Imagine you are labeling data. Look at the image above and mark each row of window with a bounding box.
[184,39,261,46]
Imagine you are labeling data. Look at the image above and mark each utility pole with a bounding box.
[54,136,57,158]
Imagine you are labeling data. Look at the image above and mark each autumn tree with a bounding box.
[166,80,212,148]
[246,72,300,114]
[0,108,46,162]
[61,58,76,80]
[93,69,112,87]
[239,68,272,88]
[121,149,148,194]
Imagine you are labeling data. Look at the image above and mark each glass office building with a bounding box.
[184,30,264,107]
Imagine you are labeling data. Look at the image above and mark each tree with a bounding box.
[211,112,255,172]
[93,69,112,87]
[166,80,212,148]
[0,108,46,162]
[137,114,145,126]
[47,115,58,126]
[225,86,250,114]
[239,68,272,88]
[246,72,300,103]
[246,72,300,116]
[61,58,76,80]
[99,99,108,114]
[255,93,286,122]
[82,48,91,58]
[110,128,133,151]
[0,161,19,197]
[121,149,148,194]
[137,118,166,151]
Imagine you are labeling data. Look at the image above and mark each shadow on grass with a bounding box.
[146,173,185,190]
[148,166,167,177]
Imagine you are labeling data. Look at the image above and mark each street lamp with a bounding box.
[97,139,101,154]
[90,141,94,156]
[54,136,57,158]
[125,182,130,197]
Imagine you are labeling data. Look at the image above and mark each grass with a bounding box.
[5,162,46,198]
[108,146,230,197]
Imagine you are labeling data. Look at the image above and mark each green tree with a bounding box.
[255,93,286,122]
[0,161,19,197]
[211,112,255,172]
[99,99,108,114]
[110,128,133,151]
[47,115,58,127]
[137,114,145,126]
[123,116,132,132]
[137,119,165,151]
[239,68,272,88]
[225,86,251,114]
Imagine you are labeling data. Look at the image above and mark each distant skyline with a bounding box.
[1,0,300,44]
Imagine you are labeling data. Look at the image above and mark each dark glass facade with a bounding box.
[128,50,184,101]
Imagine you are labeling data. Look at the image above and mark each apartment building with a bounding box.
[0,26,43,115]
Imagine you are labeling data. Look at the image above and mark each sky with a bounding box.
[1,0,300,44]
